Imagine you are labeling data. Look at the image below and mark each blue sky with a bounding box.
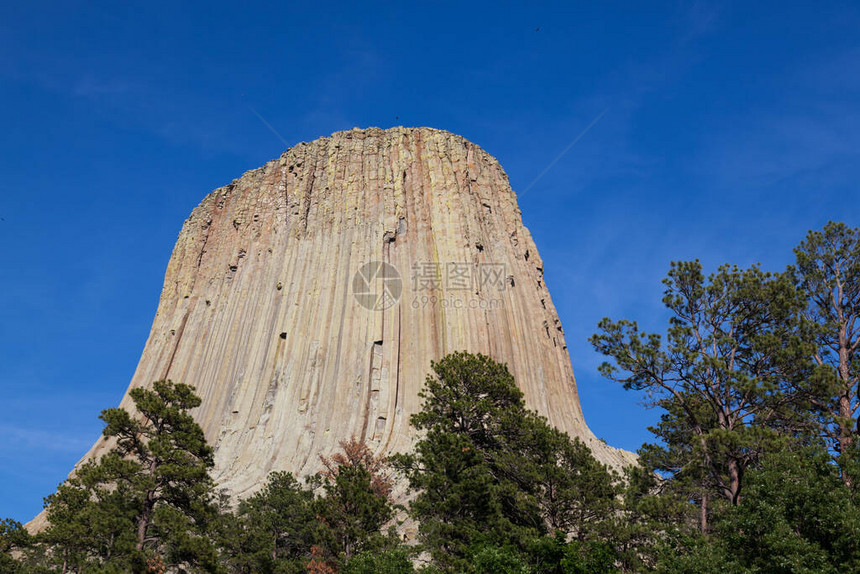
[2,1,859,522]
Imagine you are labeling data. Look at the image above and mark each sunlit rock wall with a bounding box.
[75,127,634,502]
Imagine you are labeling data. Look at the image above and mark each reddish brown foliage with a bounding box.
[319,436,392,499]
[306,545,338,574]
[145,555,166,574]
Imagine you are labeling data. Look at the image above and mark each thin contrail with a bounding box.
[249,106,289,147]
[522,108,609,194]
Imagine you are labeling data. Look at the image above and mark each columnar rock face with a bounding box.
[77,127,634,501]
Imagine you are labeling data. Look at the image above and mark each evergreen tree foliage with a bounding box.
[218,472,317,574]
[41,461,141,572]
[792,221,860,480]
[591,261,811,531]
[339,548,414,574]
[219,438,399,574]
[0,518,32,573]
[312,437,399,568]
[40,380,219,573]
[392,351,619,572]
[599,463,696,572]
[656,444,860,573]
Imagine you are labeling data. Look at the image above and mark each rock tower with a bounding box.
[75,127,633,502]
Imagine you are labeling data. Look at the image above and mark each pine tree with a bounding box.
[313,437,399,568]
[0,518,31,573]
[793,221,860,483]
[656,444,860,573]
[219,438,400,574]
[392,352,619,572]
[591,261,811,532]
[41,380,219,573]
[219,472,317,574]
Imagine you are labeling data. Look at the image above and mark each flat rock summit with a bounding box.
[67,127,634,507]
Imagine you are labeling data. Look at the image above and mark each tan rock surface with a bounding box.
[42,127,634,521]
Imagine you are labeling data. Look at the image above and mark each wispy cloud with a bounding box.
[679,1,722,43]
[22,67,256,156]
[692,49,860,190]
[72,75,134,98]
[0,425,93,454]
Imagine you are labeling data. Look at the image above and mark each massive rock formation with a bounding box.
[73,127,633,502]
